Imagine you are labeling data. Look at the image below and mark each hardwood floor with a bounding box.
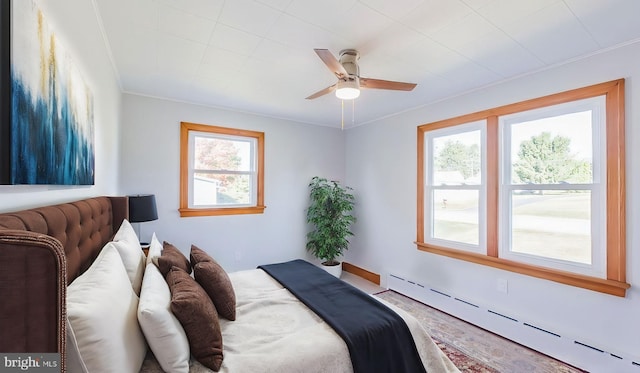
[341,271,384,294]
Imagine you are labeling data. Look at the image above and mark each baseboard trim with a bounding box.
[387,273,640,373]
[342,262,381,285]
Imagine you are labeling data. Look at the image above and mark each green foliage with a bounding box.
[305,177,356,265]
[435,140,480,179]
[195,137,249,203]
[514,132,591,184]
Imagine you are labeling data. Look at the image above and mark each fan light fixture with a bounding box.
[335,79,360,100]
[306,49,416,101]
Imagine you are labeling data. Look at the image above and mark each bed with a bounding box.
[0,196,459,373]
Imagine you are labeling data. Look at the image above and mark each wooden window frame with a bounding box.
[416,79,629,297]
[179,121,265,217]
[423,121,487,253]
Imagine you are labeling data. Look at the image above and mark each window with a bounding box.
[424,121,486,253]
[499,97,606,278]
[417,80,629,297]
[179,122,265,217]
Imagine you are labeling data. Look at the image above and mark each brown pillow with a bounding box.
[166,266,223,371]
[154,242,191,276]
[190,244,214,266]
[193,259,236,321]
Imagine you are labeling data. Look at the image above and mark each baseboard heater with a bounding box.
[388,274,640,373]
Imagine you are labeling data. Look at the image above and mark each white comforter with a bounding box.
[221,269,458,373]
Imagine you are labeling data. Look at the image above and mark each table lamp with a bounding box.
[128,194,158,246]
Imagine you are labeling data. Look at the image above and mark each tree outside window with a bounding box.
[417,79,628,297]
[179,122,265,217]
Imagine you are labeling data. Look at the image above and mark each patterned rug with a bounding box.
[375,290,585,373]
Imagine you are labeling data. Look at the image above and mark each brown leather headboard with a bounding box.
[0,196,128,372]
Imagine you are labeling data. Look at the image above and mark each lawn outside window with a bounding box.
[423,120,486,254]
[179,122,265,217]
[416,79,629,297]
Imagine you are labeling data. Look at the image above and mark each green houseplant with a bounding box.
[306,177,356,276]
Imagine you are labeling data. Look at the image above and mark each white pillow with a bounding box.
[112,219,146,294]
[146,232,162,266]
[138,262,190,373]
[66,245,147,373]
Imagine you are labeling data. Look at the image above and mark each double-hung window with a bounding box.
[179,122,265,217]
[423,120,486,253]
[499,97,606,278]
[417,80,628,296]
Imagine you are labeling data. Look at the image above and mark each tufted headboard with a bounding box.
[0,196,128,372]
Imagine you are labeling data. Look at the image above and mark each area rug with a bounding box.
[375,290,585,373]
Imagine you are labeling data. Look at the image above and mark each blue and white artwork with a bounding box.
[10,0,94,185]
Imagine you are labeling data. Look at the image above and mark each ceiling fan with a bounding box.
[306,48,417,100]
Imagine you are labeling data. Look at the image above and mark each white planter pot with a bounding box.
[321,262,342,278]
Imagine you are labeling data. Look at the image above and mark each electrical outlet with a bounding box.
[497,278,508,294]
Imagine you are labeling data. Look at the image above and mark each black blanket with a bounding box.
[258,259,426,373]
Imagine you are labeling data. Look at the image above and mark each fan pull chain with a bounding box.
[341,99,344,130]
[352,99,355,126]
[339,100,355,130]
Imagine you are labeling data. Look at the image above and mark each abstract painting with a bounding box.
[0,0,94,185]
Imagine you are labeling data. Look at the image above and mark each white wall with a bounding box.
[120,94,344,272]
[0,0,121,212]
[345,41,640,366]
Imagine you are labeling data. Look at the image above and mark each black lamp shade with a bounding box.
[128,194,158,223]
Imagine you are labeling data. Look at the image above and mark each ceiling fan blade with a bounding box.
[360,77,417,91]
[305,84,337,100]
[314,49,348,79]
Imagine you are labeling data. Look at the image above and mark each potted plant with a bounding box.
[305,176,356,278]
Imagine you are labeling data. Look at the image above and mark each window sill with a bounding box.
[179,205,266,217]
[415,241,630,297]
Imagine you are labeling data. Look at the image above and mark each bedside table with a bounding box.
[141,243,150,257]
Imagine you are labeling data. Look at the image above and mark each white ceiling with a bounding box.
[94,0,640,128]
